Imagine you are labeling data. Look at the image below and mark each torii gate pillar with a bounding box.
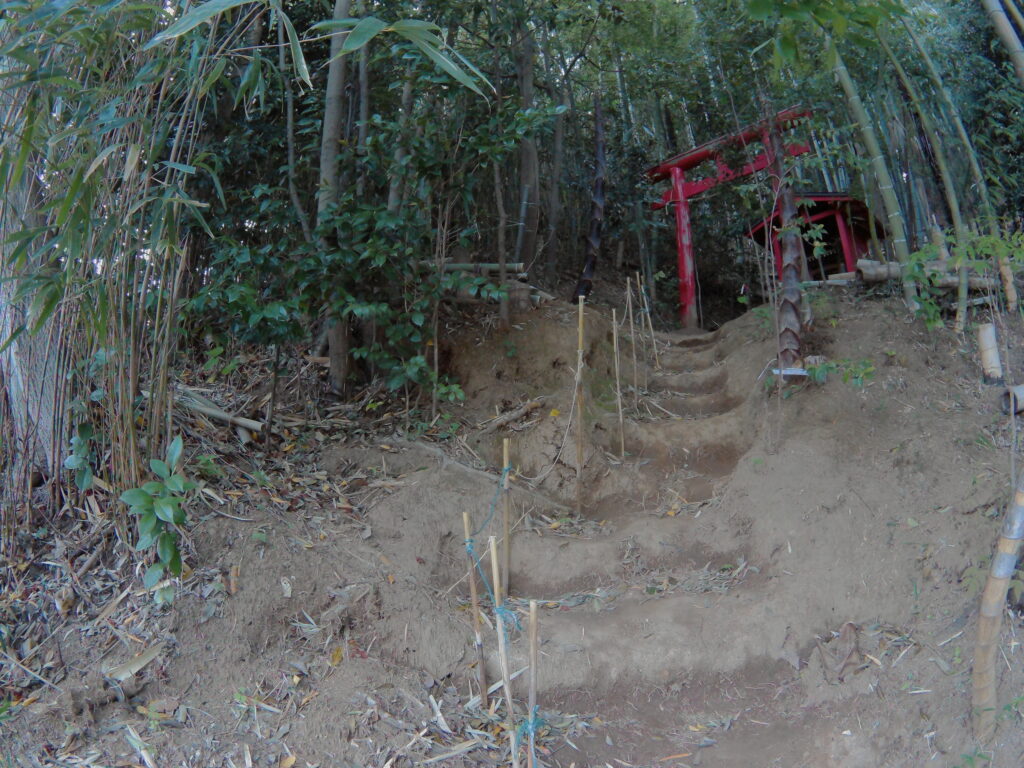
[670,167,698,329]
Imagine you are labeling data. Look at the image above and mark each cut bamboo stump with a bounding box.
[972,469,1024,742]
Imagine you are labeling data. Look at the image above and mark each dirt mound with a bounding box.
[8,294,1024,768]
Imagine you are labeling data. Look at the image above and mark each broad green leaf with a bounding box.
[145,0,257,49]
[139,511,160,538]
[154,496,179,523]
[339,16,388,54]
[166,435,183,469]
[136,527,158,551]
[746,0,774,21]
[150,458,170,479]
[157,531,175,563]
[120,488,152,507]
[165,474,185,493]
[167,549,182,577]
[143,562,164,589]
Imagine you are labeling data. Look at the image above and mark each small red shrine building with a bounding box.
[746,193,883,280]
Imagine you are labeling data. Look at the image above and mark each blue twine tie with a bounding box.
[464,464,521,633]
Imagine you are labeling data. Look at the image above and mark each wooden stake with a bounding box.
[502,438,511,596]
[637,271,660,369]
[575,298,586,515]
[527,599,539,768]
[612,309,625,458]
[489,536,519,768]
[462,511,488,709]
[625,282,638,408]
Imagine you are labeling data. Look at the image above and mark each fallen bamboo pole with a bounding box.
[462,511,488,709]
[488,536,519,768]
[973,468,1024,742]
[575,298,586,515]
[612,309,625,458]
[478,400,542,436]
[626,283,638,408]
[527,599,539,768]
[502,439,512,597]
[147,388,264,433]
[637,272,660,369]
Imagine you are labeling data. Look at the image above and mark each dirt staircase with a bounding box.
[502,327,769,696]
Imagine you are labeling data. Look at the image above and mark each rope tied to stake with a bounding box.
[464,463,521,632]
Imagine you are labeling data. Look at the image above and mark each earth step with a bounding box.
[647,365,728,395]
[639,391,743,420]
[655,329,722,349]
[657,345,720,373]
[621,408,751,477]
[509,510,712,594]
[496,576,782,694]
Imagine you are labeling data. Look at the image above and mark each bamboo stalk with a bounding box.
[612,309,625,458]
[488,535,519,768]
[636,271,660,369]
[527,599,538,768]
[502,438,511,597]
[461,511,488,709]
[575,298,585,516]
[626,282,638,408]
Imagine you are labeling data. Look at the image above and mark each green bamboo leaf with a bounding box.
[276,8,311,87]
[84,143,122,180]
[403,30,484,96]
[145,0,258,49]
[340,16,388,54]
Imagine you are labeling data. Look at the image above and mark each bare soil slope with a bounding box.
[7,294,1024,768]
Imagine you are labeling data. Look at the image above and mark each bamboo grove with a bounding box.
[3,0,1024,558]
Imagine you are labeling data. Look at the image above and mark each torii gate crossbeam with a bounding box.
[645,107,811,327]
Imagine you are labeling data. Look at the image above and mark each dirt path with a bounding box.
[7,296,1024,768]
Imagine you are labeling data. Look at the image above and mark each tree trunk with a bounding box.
[880,33,972,330]
[904,19,1017,310]
[317,0,353,223]
[542,29,566,275]
[318,0,353,390]
[515,14,541,269]
[572,96,606,300]
[386,77,413,215]
[829,36,918,308]
[278,21,312,243]
[355,0,370,199]
[981,0,1024,89]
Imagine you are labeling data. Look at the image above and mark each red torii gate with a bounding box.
[645,107,811,327]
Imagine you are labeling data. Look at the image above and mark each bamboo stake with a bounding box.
[636,272,660,369]
[502,438,511,597]
[488,536,519,768]
[575,298,585,515]
[527,599,538,768]
[462,511,488,710]
[612,309,625,458]
[625,282,638,408]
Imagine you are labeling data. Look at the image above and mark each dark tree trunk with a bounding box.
[572,97,606,300]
